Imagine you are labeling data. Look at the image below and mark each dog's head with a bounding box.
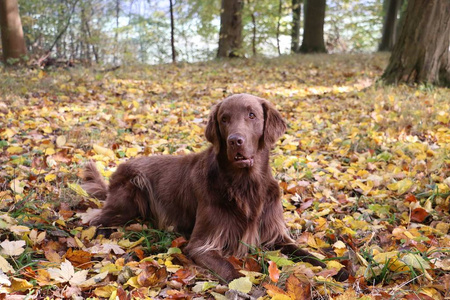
[205,94,286,168]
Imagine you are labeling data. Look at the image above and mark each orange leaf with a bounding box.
[405,193,417,203]
[410,207,429,223]
[264,283,288,297]
[268,261,280,282]
[286,274,311,300]
[135,248,145,260]
[65,248,93,268]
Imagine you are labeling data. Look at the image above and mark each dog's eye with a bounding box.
[249,112,256,119]
[221,116,227,123]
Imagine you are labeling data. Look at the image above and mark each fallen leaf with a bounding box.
[0,240,26,256]
[229,276,252,294]
[268,261,280,282]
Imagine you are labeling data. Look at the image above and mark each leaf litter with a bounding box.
[0,53,449,299]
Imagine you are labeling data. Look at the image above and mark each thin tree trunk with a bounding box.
[276,0,282,56]
[0,0,27,63]
[300,0,326,53]
[84,18,98,63]
[169,0,176,63]
[217,0,244,58]
[291,0,301,53]
[382,0,450,86]
[251,12,256,56]
[378,0,401,51]
[114,0,119,64]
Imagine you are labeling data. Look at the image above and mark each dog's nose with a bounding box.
[228,134,245,147]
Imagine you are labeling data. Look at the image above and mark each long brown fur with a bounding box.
[82,94,349,282]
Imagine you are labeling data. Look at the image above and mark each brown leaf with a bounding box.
[172,268,195,284]
[286,274,311,300]
[404,293,434,300]
[137,265,167,287]
[244,257,261,272]
[171,236,188,248]
[410,207,429,223]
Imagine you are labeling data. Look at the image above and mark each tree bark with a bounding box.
[0,0,27,63]
[251,12,256,56]
[217,0,244,58]
[169,0,176,63]
[299,0,326,53]
[382,0,450,87]
[276,0,282,56]
[291,0,301,53]
[378,0,401,51]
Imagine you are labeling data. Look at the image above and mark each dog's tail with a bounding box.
[82,161,108,200]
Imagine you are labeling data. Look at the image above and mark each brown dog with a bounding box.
[82,94,348,282]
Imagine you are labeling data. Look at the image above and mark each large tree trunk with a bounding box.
[217,0,243,58]
[382,0,450,87]
[291,0,301,53]
[0,0,27,63]
[378,0,401,51]
[299,0,326,53]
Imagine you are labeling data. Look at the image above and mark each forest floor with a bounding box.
[0,53,449,299]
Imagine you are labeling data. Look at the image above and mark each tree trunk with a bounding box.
[291,0,301,53]
[169,0,176,63]
[299,0,326,53]
[217,0,244,58]
[114,0,119,64]
[378,0,401,51]
[0,0,27,63]
[276,0,282,56]
[251,12,256,56]
[382,0,450,87]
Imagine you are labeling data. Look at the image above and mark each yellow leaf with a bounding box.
[93,144,115,160]
[10,277,33,291]
[68,183,89,197]
[81,226,96,241]
[42,126,53,134]
[125,147,139,158]
[118,237,145,249]
[56,135,67,147]
[3,128,16,138]
[94,285,117,298]
[45,174,56,182]
[7,146,23,154]
[229,276,252,293]
[388,179,413,195]
[44,147,55,155]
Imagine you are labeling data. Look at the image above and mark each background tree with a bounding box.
[217,0,244,58]
[0,0,27,63]
[300,0,326,53]
[378,0,401,51]
[382,0,450,86]
[169,0,176,63]
[291,0,301,53]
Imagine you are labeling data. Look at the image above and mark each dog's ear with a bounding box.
[205,102,222,153]
[260,99,286,146]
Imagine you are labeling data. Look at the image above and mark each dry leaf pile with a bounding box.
[0,54,449,299]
